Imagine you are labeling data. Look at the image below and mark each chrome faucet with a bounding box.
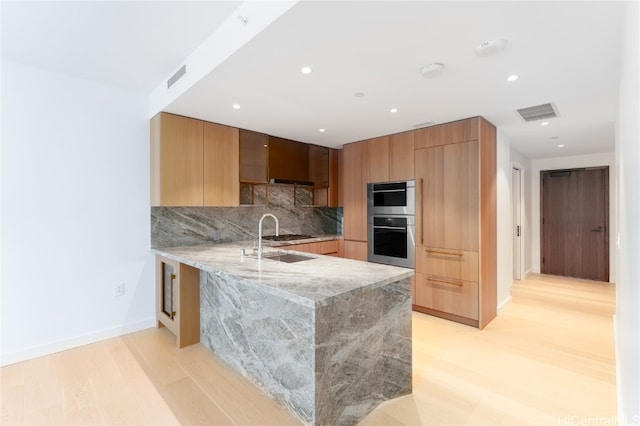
[257,213,279,259]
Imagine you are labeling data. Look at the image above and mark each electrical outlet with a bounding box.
[113,282,125,297]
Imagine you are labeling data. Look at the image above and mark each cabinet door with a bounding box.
[414,118,478,149]
[366,136,389,183]
[308,144,329,187]
[416,140,479,251]
[269,136,309,182]
[239,130,268,183]
[151,113,204,206]
[389,131,414,181]
[204,122,239,206]
[342,141,368,241]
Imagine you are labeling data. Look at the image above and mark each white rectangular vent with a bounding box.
[516,103,558,122]
[167,65,186,89]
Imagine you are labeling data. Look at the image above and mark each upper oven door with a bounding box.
[367,180,415,216]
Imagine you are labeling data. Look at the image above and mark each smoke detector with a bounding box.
[475,38,508,57]
[421,63,445,78]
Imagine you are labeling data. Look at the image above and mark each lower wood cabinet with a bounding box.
[341,240,368,261]
[414,272,479,323]
[282,239,339,256]
[156,255,200,348]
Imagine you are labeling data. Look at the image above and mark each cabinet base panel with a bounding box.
[412,305,479,328]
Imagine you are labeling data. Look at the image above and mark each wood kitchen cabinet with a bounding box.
[366,136,390,183]
[354,131,415,186]
[151,112,204,206]
[268,136,309,183]
[342,140,368,244]
[204,122,240,206]
[414,117,478,149]
[282,239,339,256]
[389,131,415,181]
[156,255,200,348]
[308,144,329,187]
[239,129,268,183]
[151,112,240,206]
[414,116,496,329]
[310,147,340,207]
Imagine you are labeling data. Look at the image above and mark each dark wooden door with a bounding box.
[541,167,609,281]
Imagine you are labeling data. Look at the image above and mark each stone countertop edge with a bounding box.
[151,241,414,309]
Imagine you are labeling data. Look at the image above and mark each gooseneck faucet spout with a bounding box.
[258,213,279,259]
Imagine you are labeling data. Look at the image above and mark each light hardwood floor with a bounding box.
[1,274,617,425]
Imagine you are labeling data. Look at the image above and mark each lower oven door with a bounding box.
[368,216,415,268]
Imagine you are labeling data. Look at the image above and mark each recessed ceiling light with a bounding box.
[354,92,365,98]
[541,121,549,126]
[319,128,326,133]
[558,144,565,148]
[421,63,445,78]
[301,66,312,74]
[507,74,519,82]
[232,104,240,109]
[390,108,398,113]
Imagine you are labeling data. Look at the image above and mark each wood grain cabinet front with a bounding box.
[413,116,496,329]
[156,255,200,348]
[282,239,339,256]
[151,112,240,206]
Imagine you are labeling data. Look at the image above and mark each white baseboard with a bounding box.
[497,295,512,315]
[0,317,156,367]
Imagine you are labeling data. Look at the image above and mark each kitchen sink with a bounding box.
[261,251,315,263]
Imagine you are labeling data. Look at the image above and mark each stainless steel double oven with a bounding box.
[367,180,415,268]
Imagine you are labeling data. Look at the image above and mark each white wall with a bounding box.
[0,61,155,365]
[530,152,617,282]
[615,1,639,421]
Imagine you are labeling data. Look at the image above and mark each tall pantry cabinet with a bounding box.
[413,117,497,329]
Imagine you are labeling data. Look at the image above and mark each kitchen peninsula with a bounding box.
[153,242,413,426]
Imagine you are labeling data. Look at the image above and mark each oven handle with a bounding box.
[372,189,405,193]
[372,225,407,230]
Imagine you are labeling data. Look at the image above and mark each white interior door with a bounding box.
[512,166,522,280]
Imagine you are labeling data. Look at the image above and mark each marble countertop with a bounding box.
[153,239,414,308]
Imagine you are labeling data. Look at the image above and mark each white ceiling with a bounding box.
[2,1,627,158]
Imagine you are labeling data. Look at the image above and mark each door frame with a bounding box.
[512,165,524,280]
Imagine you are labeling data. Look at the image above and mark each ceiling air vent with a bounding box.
[516,102,558,122]
[167,65,186,89]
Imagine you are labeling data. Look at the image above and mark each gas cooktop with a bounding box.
[261,234,314,242]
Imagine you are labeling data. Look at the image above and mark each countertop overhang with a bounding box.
[152,240,414,308]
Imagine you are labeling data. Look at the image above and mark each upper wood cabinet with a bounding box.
[151,113,204,206]
[269,136,309,183]
[366,136,390,183]
[308,145,329,187]
[239,130,268,183]
[358,131,415,185]
[414,117,479,149]
[204,122,240,206]
[389,131,415,181]
[151,112,239,207]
